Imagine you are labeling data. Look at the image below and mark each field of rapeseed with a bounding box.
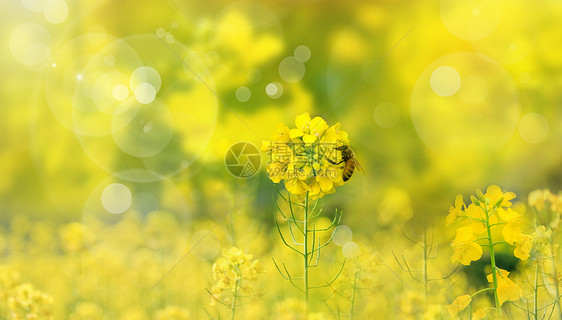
[2,0,562,319]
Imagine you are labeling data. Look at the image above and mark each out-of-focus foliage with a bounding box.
[1,0,562,318]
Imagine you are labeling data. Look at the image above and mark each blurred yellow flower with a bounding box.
[156,306,190,320]
[7,283,54,320]
[446,194,465,226]
[262,113,351,198]
[59,222,91,253]
[514,234,532,260]
[447,294,471,316]
[487,269,522,305]
[210,247,262,307]
[451,226,482,265]
[472,308,487,320]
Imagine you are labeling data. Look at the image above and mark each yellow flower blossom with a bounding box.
[210,247,262,307]
[514,234,532,260]
[447,294,472,316]
[472,308,487,320]
[484,185,516,208]
[451,226,483,265]
[263,113,351,198]
[499,208,523,244]
[446,194,465,226]
[487,269,522,305]
[7,283,54,320]
[465,204,495,234]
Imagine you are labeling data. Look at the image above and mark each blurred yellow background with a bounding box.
[1,0,561,318]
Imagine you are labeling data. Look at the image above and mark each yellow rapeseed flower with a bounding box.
[499,208,523,244]
[451,226,483,265]
[447,294,472,316]
[446,194,465,226]
[514,234,532,260]
[485,185,516,208]
[486,269,522,305]
[472,308,487,320]
[262,113,350,198]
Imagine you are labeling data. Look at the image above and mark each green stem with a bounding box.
[232,266,240,320]
[303,192,309,307]
[485,205,502,319]
[470,287,495,298]
[534,264,539,320]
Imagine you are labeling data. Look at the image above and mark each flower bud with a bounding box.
[494,196,504,207]
[470,195,480,206]
[476,189,485,202]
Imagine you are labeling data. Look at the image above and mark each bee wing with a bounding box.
[353,158,365,173]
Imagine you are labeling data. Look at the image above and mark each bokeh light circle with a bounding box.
[411,52,520,152]
[43,0,69,24]
[55,33,219,182]
[294,45,311,62]
[266,82,283,99]
[235,86,251,102]
[101,183,132,214]
[342,241,360,258]
[9,23,51,69]
[279,56,305,83]
[82,175,191,261]
[21,0,48,12]
[112,84,129,101]
[440,0,502,40]
[519,113,549,144]
[134,82,157,104]
[130,66,161,93]
[332,225,353,247]
[430,66,461,97]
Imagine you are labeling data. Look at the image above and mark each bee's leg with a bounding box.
[326,159,345,165]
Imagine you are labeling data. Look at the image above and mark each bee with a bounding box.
[327,143,364,182]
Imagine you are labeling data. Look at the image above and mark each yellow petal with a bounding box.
[309,116,328,135]
[497,278,522,305]
[502,222,522,244]
[295,113,311,130]
[289,128,304,139]
[303,134,317,144]
[514,234,532,260]
[454,194,464,209]
[318,177,333,192]
[448,295,472,316]
[472,309,487,320]
[454,226,475,242]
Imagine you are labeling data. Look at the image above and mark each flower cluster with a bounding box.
[528,189,562,229]
[6,283,54,320]
[446,185,524,318]
[446,185,529,265]
[262,113,350,198]
[209,247,262,308]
